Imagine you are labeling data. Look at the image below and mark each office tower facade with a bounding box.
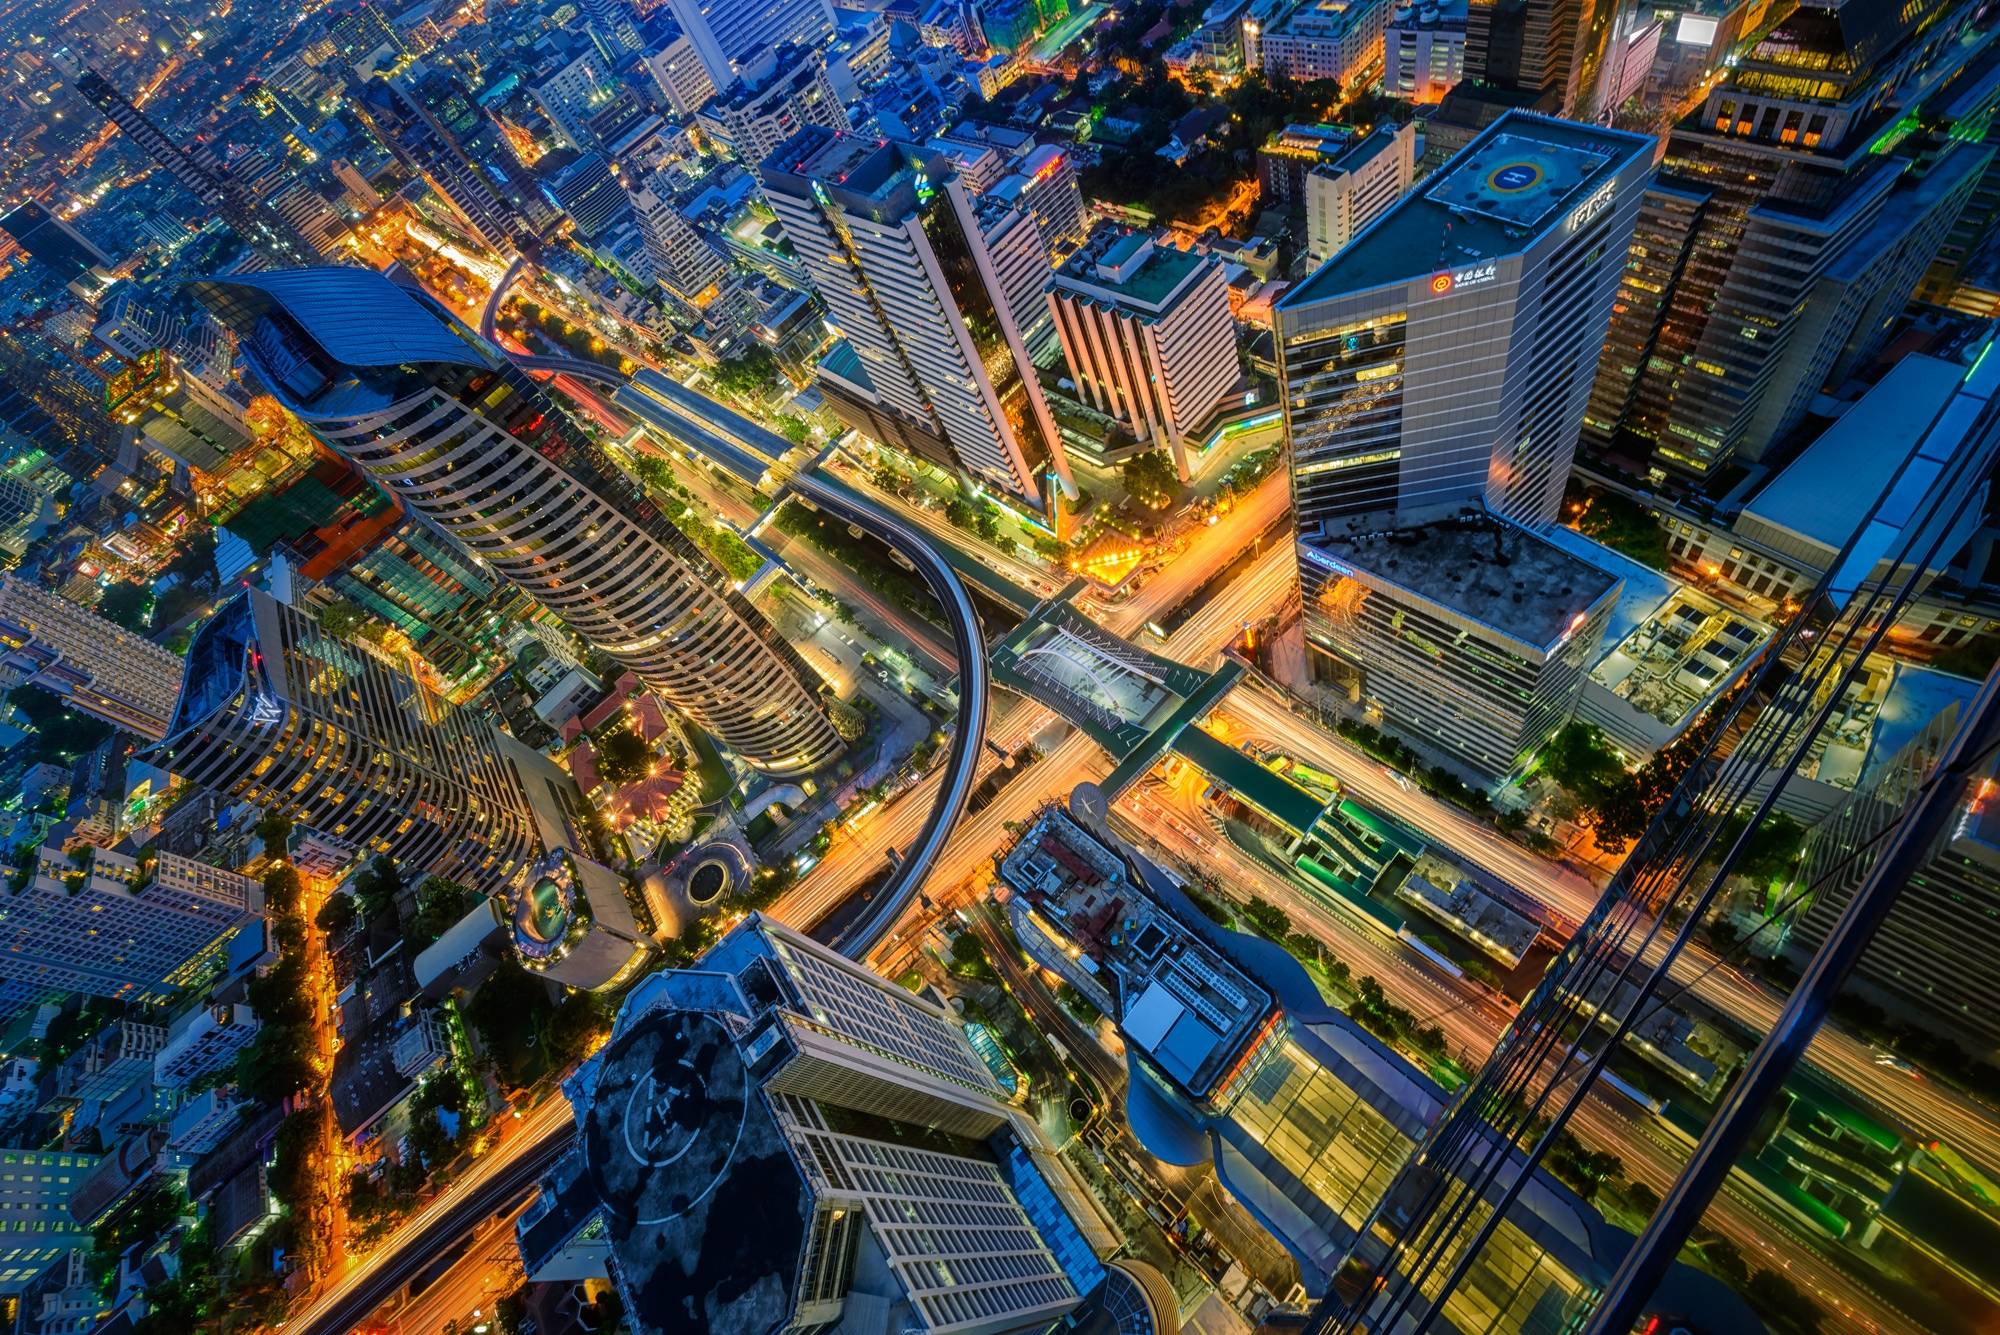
[64,64,320,268]
[986,142,1085,260]
[667,0,837,90]
[1047,229,1238,477]
[547,153,631,240]
[582,0,645,52]
[642,32,721,117]
[155,587,578,888]
[1386,0,1468,101]
[190,267,840,774]
[1581,0,1990,481]
[1794,705,2000,1047]
[517,914,1112,1335]
[630,185,730,302]
[332,158,384,211]
[693,44,851,171]
[327,2,407,69]
[0,204,111,283]
[1279,113,1650,777]
[0,575,185,740]
[0,842,259,1008]
[768,128,1074,499]
[1305,121,1418,263]
[974,196,1054,353]
[1280,112,1652,530]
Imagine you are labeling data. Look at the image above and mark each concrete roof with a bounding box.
[1739,353,1967,555]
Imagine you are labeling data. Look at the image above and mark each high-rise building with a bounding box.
[667,0,837,91]
[63,63,321,268]
[331,158,384,211]
[985,142,1085,261]
[516,914,1117,1335]
[1046,228,1239,478]
[642,31,721,118]
[1280,112,1652,530]
[693,44,851,172]
[1303,121,1418,263]
[0,575,186,740]
[190,267,841,774]
[1279,112,1651,777]
[0,842,260,1009]
[581,0,646,52]
[1385,0,1467,101]
[1581,0,1992,481]
[355,73,526,255]
[0,204,111,284]
[1259,0,1391,85]
[629,184,730,302]
[327,2,408,70]
[531,52,609,151]
[154,587,584,889]
[546,152,632,240]
[768,128,1075,500]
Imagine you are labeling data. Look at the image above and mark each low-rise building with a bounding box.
[1304,120,1417,263]
[153,1004,260,1091]
[1260,0,1390,86]
[1384,0,1466,102]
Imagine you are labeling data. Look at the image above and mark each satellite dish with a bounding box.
[1070,782,1109,828]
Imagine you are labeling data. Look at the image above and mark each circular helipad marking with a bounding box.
[1487,161,1544,193]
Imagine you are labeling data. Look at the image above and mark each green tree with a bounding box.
[354,853,404,921]
[266,1110,322,1211]
[163,529,219,587]
[546,990,612,1067]
[825,694,867,745]
[595,726,653,786]
[1122,449,1179,505]
[316,891,357,937]
[410,876,472,947]
[98,581,154,633]
[631,453,676,491]
[318,599,367,639]
[709,346,782,402]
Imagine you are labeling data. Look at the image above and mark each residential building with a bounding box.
[516,913,1116,1335]
[1580,0,1995,481]
[153,1005,260,1091]
[532,52,609,151]
[0,844,259,1008]
[167,1088,243,1156]
[1385,0,1466,100]
[630,184,730,303]
[641,31,721,117]
[1047,229,1239,478]
[0,575,186,741]
[190,267,840,774]
[988,142,1086,259]
[47,1019,168,1106]
[1260,0,1390,86]
[0,204,111,284]
[693,44,851,172]
[667,0,837,90]
[1279,112,1653,777]
[768,128,1075,500]
[1304,120,1418,263]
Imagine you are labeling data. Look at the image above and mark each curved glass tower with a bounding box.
[189,267,840,774]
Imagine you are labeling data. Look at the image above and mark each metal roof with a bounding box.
[186,267,493,372]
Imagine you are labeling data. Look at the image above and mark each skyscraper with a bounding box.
[1279,112,1652,530]
[629,184,730,302]
[0,203,111,284]
[766,128,1075,501]
[354,71,527,255]
[1278,112,1651,778]
[667,0,837,91]
[517,914,1117,1335]
[154,587,580,890]
[62,62,321,269]
[1580,0,1991,481]
[0,575,186,740]
[692,43,851,172]
[1046,228,1240,478]
[189,267,841,774]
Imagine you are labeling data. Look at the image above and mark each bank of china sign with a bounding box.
[1429,260,1497,295]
